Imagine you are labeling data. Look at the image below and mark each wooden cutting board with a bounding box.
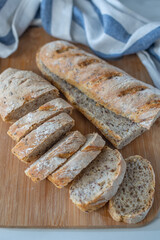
[0,28,159,228]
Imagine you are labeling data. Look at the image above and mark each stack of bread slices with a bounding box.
[0,68,155,224]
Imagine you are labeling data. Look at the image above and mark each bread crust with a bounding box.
[36,58,147,149]
[7,98,73,142]
[48,133,105,188]
[108,198,154,224]
[79,152,126,212]
[69,147,126,212]
[0,68,59,122]
[12,113,75,162]
[25,131,86,182]
[108,156,155,224]
[36,41,160,130]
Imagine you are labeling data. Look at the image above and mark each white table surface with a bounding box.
[1,0,160,239]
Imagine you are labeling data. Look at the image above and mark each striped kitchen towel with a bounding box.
[0,0,160,88]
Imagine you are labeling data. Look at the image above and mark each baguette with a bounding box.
[36,41,160,130]
[108,156,155,224]
[12,113,75,163]
[0,68,59,122]
[38,72,146,149]
[48,133,105,188]
[7,98,73,142]
[25,131,86,182]
[69,146,126,212]
[36,41,160,148]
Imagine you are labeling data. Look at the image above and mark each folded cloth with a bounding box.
[0,0,40,58]
[0,0,160,89]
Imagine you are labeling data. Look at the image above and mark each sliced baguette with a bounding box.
[48,133,105,188]
[38,71,146,149]
[0,68,59,122]
[12,113,74,163]
[7,98,73,142]
[69,146,126,212]
[108,155,155,224]
[25,131,86,182]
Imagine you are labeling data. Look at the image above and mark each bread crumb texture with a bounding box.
[70,147,123,205]
[109,155,155,223]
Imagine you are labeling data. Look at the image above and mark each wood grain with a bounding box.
[0,28,159,228]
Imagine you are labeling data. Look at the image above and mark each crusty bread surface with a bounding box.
[25,131,86,182]
[36,67,146,149]
[0,68,59,122]
[36,41,160,130]
[69,146,126,212]
[48,133,105,187]
[12,113,75,162]
[7,98,73,142]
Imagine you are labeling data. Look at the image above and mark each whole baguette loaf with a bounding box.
[69,146,126,212]
[7,98,73,142]
[25,131,86,182]
[0,68,59,122]
[48,133,105,188]
[12,113,75,163]
[108,156,155,224]
[36,41,160,130]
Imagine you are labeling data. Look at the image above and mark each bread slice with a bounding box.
[36,65,146,149]
[12,113,75,163]
[69,147,126,212]
[48,133,105,188]
[0,68,59,122]
[7,98,73,142]
[25,131,86,182]
[108,155,155,224]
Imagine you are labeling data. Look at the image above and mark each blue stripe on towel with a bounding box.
[73,13,160,59]
[125,26,160,55]
[34,6,40,19]
[92,27,160,59]
[41,0,53,34]
[0,29,15,45]
[91,2,131,43]
[73,6,85,29]
[0,0,7,10]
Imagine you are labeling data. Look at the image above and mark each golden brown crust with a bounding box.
[81,145,104,152]
[48,133,105,188]
[25,131,86,182]
[7,98,73,142]
[0,68,59,122]
[36,56,147,149]
[12,113,75,162]
[37,41,160,129]
[35,55,121,147]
